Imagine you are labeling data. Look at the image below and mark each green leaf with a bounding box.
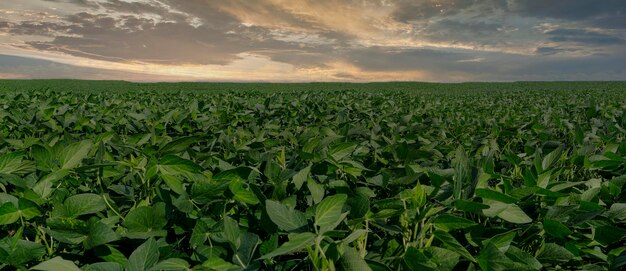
[341,246,372,271]
[482,230,516,253]
[161,174,185,195]
[342,229,368,244]
[229,180,259,205]
[123,203,168,239]
[159,136,199,155]
[18,198,41,219]
[63,193,106,218]
[433,214,477,231]
[426,246,460,271]
[158,155,202,176]
[506,246,542,270]
[84,218,120,249]
[483,200,532,224]
[536,243,574,263]
[60,140,93,169]
[314,194,348,233]
[478,243,529,271]
[265,200,307,232]
[330,142,357,161]
[454,200,489,213]
[475,189,518,204]
[404,247,436,271]
[82,262,124,271]
[594,225,626,246]
[30,256,81,271]
[259,232,316,259]
[0,202,19,225]
[292,164,311,191]
[94,245,127,265]
[222,216,240,249]
[0,151,27,174]
[543,219,572,239]
[606,203,626,221]
[307,178,325,205]
[453,145,470,200]
[148,258,190,271]
[541,146,563,172]
[126,238,160,271]
[0,238,46,266]
[434,230,476,262]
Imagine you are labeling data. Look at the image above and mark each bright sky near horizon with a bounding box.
[1,0,625,82]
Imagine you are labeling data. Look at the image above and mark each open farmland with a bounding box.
[0,80,625,270]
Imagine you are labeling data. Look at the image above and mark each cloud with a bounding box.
[0,0,625,81]
[0,54,194,81]
[545,28,624,45]
[505,0,626,21]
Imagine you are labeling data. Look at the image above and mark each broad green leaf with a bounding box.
[482,230,516,253]
[505,246,541,270]
[314,194,348,233]
[483,200,532,224]
[426,246,460,271]
[229,180,259,205]
[433,214,477,231]
[159,136,199,155]
[341,246,372,271]
[18,198,41,219]
[84,218,120,249]
[63,193,106,218]
[342,229,368,244]
[83,262,124,271]
[126,238,159,271]
[161,174,185,195]
[124,203,168,239]
[543,219,572,239]
[404,247,436,271]
[0,238,46,266]
[265,200,307,232]
[292,164,311,190]
[307,178,325,204]
[222,216,240,249]
[541,146,563,172]
[454,200,489,213]
[234,232,259,267]
[536,243,574,263]
[434,230,476,262]
[60,140,93,169]
[94,245,127,265]
[478,243,531,271]
[606,203,626,221]
[202,255,241,271]
[0,202,19,225]
[594,225,626,246]
[475,189,518,204]
[0,151,27,174]
[148,258,190,271]
[158,155,202,176]
[30,256,81,271]
[330,142,357,161]
[259,232,316,259]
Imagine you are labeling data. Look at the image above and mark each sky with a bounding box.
[1,0,625,82]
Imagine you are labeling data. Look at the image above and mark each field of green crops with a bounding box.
[0,80,625,271]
